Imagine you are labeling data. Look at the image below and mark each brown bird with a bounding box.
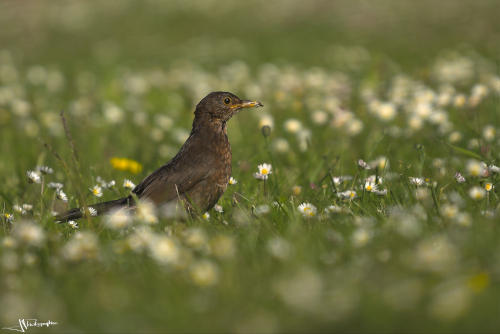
[56,91,263,222]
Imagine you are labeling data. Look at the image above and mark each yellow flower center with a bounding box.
[261,169,268,175]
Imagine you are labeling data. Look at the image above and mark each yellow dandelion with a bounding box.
[110,157,143,174]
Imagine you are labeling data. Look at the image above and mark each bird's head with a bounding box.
[194,91,263,124]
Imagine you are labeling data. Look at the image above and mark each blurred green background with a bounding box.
[2,0,500,70]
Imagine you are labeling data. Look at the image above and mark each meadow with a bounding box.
[1,1,500,333]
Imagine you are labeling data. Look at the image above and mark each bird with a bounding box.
[56,91,263,222]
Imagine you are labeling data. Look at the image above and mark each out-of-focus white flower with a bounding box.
[292,185,302,196]
[338,190,357,200]
[26,170,41,184]
[429,281,471,321]
[489,165,500,174]
[358,159,371,170]
[13,205,25,215]
[441,204,459,219]
[3,213,14,222]
[254,163,272,180]
[214,204,223,213]
[454,94,467,108]
[484,183,494,192]
[298,203,317,217]
[184,228,208,251]
[255,204,270,215]
[448,131,462,143]
[103,102,124,124]
[228,177,237,185]
[136,200,158,224]
[48,182,63,189]
[364,181,378,192]
[374,189,388,196]
[210,235,236,260]
[190,260,219,286]
[480,124,495,142]
[36,165,53,174]
[62,231,99,262]
[369,156,389,170]
[259,114,274,129]
[375,102,397,121]
[469,186,486,200]
[325,205,349,213]
[311,110,328,125]
[267,237,292,260]
[202,212,210,221]
[455,172,466,183]
[56,189,68,202]
[352,227,372,247]
[466,160,487,177]
[272,138,290,153]
[87,207,98,216]
[68,220,79,229]
[149,235,180,265]
[90,185,103,197]
[284,119,302,133]
[105,209,132,230]
[12,221,45,247]
[409,177,425,186]
[123,179,136,189]
[127,226,154,253]
[346,118,363,136]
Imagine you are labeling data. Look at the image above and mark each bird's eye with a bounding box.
[224,97,231,105]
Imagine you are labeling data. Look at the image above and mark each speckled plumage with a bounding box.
[56,91,262,222]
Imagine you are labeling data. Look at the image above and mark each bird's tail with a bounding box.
[55,197,132,222]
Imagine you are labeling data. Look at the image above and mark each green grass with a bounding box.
[1,1,500,333]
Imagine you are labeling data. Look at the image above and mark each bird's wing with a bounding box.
[132,152,214,204]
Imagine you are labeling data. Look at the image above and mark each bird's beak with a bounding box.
[231,100,264,110]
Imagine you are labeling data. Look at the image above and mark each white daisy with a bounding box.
[254,163,272,180]
[466,160,487,177]
[489,165,500,174]
[469,186,486,200]
[358,159,371,170]
[228,177,238,185]
[214,204,224,213]
[13,205,25,215]
[90,185,103,197]
[56,189,68,202]
[36,165,54,174]
[338,190,357,200]
[409,177,425,186]
[202,212,210,220]
[88,207,98,216]
[298,202,317,217]
[364,181,378,192]
[68,220,79,229]
[123,179,136,190]
[26,170,41,184]
[455,172,466,183]
[105,209,132,230]
[48,182,64,189]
